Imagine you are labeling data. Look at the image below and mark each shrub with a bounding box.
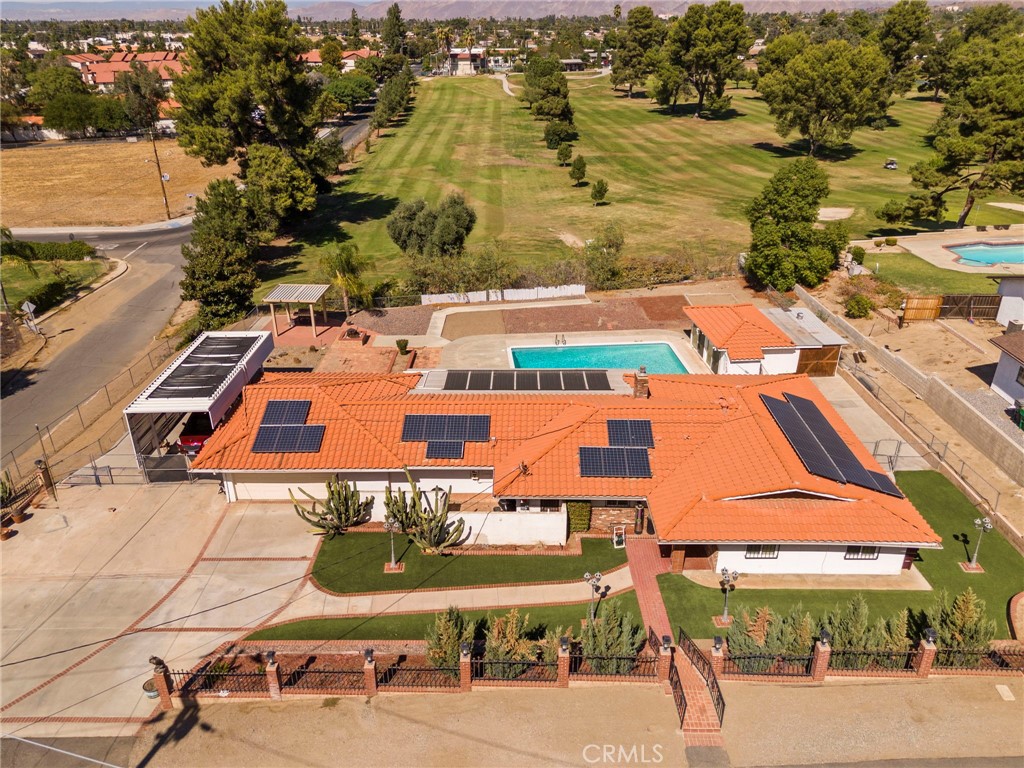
[24,277,71,314]
[845,293,875,318]
[544,120,577,149]
[927,588,996,651]
[483,608,535,679]
[396,338,409,355]
[874,240,884,248]
[426,606,475,673]
[556,142,572,166]
[884,237,898,247]
[567,501,591,533]
[16,240,96,261]
[850,246,866,265]
[580,600,644,673]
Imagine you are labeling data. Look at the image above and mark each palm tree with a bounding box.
[461,30,476,72]
[319,242,369,319]
[0,225,37,317]
[435,26,453,74]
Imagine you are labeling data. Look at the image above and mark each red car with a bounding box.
[177,413,214,455]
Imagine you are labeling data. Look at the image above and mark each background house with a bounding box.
[993,275,1024,329]
[990,330,1024,405]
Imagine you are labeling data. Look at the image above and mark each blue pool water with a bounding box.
[949,241,1024,266]
[511,343,688,374]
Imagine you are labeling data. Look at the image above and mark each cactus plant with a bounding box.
[385,468,466,555]
[292,477,373,539]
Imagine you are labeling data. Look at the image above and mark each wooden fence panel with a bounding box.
[902,296,942,322]
[940,294,1002,320]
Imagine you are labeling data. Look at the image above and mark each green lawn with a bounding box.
[865,250,998,295]
[0,259,109,310]
[310,533,627,594]
[247,591,643,642]
[261,78,1021,295]
[659,470,1022,640]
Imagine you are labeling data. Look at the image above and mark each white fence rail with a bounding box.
[420,284,586,306]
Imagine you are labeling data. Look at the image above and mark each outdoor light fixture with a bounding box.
[719,568,740,622]
[971,517,994,566]
[560,636,569,653]
[583,572,604,623]
[924,628,937,645]
[713,636,723,652]
[662,635,671,652]
[819,630,832,647]
[460,641,471,658]
[364,648,374,663]
[266,650,276,665]
[383,517,401,570]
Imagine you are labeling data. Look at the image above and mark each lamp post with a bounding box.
[583,571,603,623]
[383,515,403,573]
[720,568,739,622]
[971,517,993,566]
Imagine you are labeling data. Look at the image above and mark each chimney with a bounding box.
[633,366,649,399]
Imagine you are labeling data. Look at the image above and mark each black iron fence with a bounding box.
[933,648,1024,672]
[471,658,558,683]
[568,653,658,679]
[1,474,42,519]
[169,668,269,696]
[723,652,813,677]
[828,649,918,673]
[667,662,687,728]
[281,666,364,692]
[648,625,661,656]
[378,664,460,689]
[677,626,725,726]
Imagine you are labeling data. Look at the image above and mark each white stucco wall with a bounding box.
[759,348,800,374]
[996,278,1024,327]
[728,359,761,375]
[990,353,1024,404]
[459,510,567,546]
[716,544,908,575]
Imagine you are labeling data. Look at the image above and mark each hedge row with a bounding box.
[567,501,592,533]
[23,278,72,314]
[20,241,97,261]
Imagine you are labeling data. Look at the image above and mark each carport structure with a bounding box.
[263,284,330,338]
[123,331,274,466]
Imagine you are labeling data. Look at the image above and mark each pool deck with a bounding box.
[852,223,1024,274]
[438,329,709,372]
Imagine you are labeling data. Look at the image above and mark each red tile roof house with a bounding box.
[684,304,846,376]
[191,369,940,576]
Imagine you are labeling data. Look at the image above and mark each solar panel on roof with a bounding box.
[579,446,652,478]
[424,415,448,441]
[295,425,325,453]
[444,370,470,391]
[539,371,563,390]
[786,394,878,490]
[444,414,471,440]
[492,370,516,390]
[261,400,311,425]
[402,414,427,442]
[515,371,539,391]
[562,371,586,390]
[426,440,465,459]
[467,415,491,442]
[252,425,281,453]
[868,470,903,498]
[607,419,655,448]
[760,395,845,483]
[467,371,492,390]
[584,371,612,390]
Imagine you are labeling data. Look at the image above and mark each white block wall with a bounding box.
[759,348,800,374]
[459,510,567,546]
[990,353,1024,404]
[716,544,908,575]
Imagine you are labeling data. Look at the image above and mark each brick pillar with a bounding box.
[266,661,282,700]
[363,658,377,696]
[34,460,56,500]
[557,640,570,688]
[149,656,173,711]
[913,637,937,679]
[810,640,831,682]
[657,641,673,683]
[710,641,725,677]
[460,645,472,693]
[669,545,685,574]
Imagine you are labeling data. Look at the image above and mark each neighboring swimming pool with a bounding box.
[948,241,1024,266]
[510,342,688,374]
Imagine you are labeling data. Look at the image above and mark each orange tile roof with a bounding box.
[683,304,794,361]
[193,372,940,547]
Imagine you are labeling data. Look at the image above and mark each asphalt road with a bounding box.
[1,223,191,457]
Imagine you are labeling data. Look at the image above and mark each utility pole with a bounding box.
[150,131,171,220]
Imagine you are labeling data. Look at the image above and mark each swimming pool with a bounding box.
[510,342,688,374]
[948,241,1024,266]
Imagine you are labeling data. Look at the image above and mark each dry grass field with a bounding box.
[0,138,236,227]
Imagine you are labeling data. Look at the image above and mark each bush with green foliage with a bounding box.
[23,278,71,315]
[580,600,644,673]
[874,240,884,248]
[927,588,996,652]
[845,293,875,318]
[11,241,95,262]
[396,338,409,355]
[884,237,898,247]
[483,608,535,679]
[544,120,578,149]
[426,606,475,674]
[850,246,866,265]
[569,155,588,186]
[567,502,592,533]
[556,142,572,166]
[591,179,609,206]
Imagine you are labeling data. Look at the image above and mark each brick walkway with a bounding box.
[625,537,725,746]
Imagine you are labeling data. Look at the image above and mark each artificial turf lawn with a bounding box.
[658,470,1022,639]
[260,76,1021,296]
[309,533,627,594]
[247,591,643,642]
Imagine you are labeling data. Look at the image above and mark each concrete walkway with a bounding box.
[681,567,932,591]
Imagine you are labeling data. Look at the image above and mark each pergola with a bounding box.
[263,284,330,338]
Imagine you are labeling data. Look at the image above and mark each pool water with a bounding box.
[949,241,1024,266]
[511,343,688,374]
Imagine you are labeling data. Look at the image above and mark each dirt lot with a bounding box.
[1,139,235,226]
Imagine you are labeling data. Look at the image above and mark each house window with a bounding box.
[1016,366,1024,388]
[539,499,560,511]
[745,544,779,559]
[845,546,880,561]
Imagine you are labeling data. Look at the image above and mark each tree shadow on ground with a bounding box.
[0,363,41,397]
[752,141,805,159]
[865,220,964,238]
[285,189,401,249]
[254,241,303,282]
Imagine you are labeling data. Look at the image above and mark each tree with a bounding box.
[243,143,317,238]
[962,3,1024,42]
[387,193,477,259]
[381,3,407,54]
[426,606,474,673]
[324,72,376,114]
[556,142,572,166]
[319,36,344,69]
[918,29,962,100]
[878,35,1024,228]
[591,178,609,205]
[483,609,534,678]
[581,222,625,288]
[27,62,89,109]
[569,155,587,186]
[927,588,996,651]
[757,39,890,155]
[42,93,96,136]
[469,241,520,291]
[664,0,753,117]
[543,119,577,149]
[611,5,665,97]
[173,0,316,169]
[579,600,643,673]
[113,61,165,131]
[755,31,807,81]
[435,25,454,73]
[744,158,844,290]
[877,0,931,94]
[91,96,132,133]
[319,241,368,317]
[649,53,691,113]
[347,8,362,48]
[522,55,573,122]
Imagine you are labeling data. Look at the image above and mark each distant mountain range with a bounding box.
[2,0,1017,22]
